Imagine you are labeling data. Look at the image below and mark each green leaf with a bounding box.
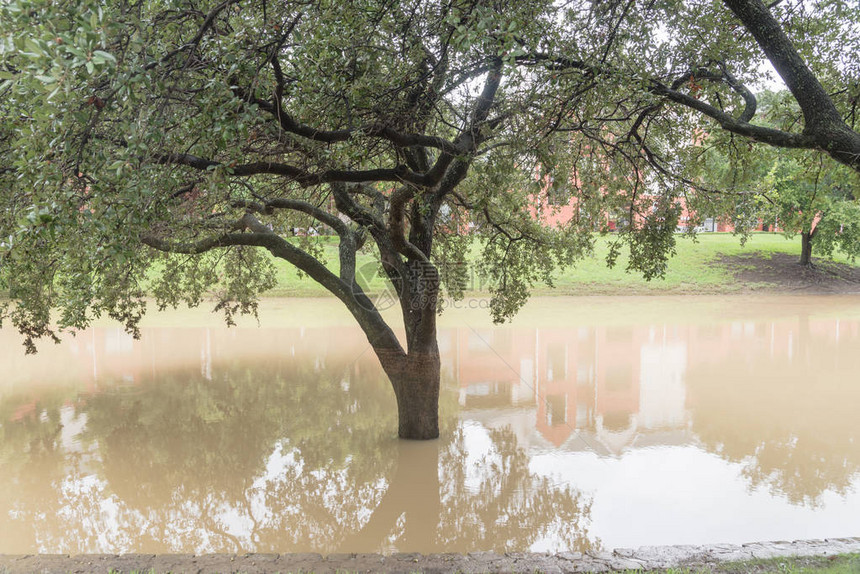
[92,50,116,64]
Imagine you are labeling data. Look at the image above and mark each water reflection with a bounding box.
[0,326,594,554]
[450,305,860,509]
[1,296,859,553]
[686,315,860,506]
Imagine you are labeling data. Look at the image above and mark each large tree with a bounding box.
[2,0,858,440]
[0,0,593,439]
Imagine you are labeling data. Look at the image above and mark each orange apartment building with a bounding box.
[527,177,777,233]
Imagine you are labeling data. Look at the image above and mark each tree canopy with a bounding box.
[678,89,860,264]
[2,0,859,438]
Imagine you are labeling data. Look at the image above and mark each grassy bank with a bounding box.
[1,232,851,301]
[266,232,857,297]
[643,553,860,573]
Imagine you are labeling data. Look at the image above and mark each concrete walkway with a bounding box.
[1,538,859,573]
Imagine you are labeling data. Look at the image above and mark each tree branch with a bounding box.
[141,213,403,353]
[144,0,240,71]
[721,0,860,169]
[330,182,386,232]
[650,81,815,148]
[246,88,463,156]
[672,63,758,123]
[388,186,430,262]
[155,153,435,187]
[522,44,860,171]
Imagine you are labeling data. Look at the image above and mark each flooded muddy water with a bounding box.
[1,296,859,554]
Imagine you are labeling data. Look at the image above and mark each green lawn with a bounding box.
[544,231,837,295]
[265,232,853,297]
[0,232,845,301]
[642,553,860,574]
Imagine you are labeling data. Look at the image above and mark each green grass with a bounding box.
[714,553,860,573]
[1,231,849,302]
[264,232,857,298]
[618,553,860,574]
[266,236,385,297]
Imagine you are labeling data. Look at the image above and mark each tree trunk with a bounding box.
[371,330,440,440]
[355,258,442,440]
[390,350,441,440]
[800,231,813,266]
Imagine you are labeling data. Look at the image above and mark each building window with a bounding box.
[547,176,570,206]
[545,394,567,426]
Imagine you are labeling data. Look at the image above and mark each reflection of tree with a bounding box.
[0,348,596,554]
[77,355,400,553]
[340,427,597,554]
[0,391,73,552]
[84,365,393,503]
[337,439,440,553]
[0,350,402,553]
[437,426,597,553]
[687,317,860,506]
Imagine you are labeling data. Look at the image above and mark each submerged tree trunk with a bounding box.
[394,350,441,440]
[376,344,441,440]
[800,230,813,266]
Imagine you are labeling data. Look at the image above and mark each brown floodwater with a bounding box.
[1,295,859,554]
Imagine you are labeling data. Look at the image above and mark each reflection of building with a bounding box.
[449,314,860,455]
[63,326,375,389]
[639,330,687,429]
[451,323,676,453]
[454,329,536,409]
[5,311,859,458]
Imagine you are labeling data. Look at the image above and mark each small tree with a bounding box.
[676,90,860,266]
[762,152,860,266]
